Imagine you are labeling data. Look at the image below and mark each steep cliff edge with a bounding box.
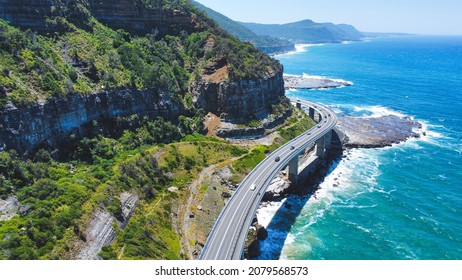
[0,0,193,35]
[0,0,286,153]
[0,89,180,154]
[191,70,284,122]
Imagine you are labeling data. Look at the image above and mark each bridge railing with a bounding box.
[200,99,337,260]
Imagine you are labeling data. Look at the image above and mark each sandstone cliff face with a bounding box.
[0,89,181,153]
[0,0,53,32]
[88,0,194,36]
[0,0,193,35]
[191,70,285,122]
[0,69,286,152]
[0,0,287,153]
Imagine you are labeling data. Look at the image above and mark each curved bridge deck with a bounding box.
[200,99,337,260]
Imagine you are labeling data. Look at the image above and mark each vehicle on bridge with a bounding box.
[200,99,338,260]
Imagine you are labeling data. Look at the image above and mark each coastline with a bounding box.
[251,31,462,261]
[253,107,427,259]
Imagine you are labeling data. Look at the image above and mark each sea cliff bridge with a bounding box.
[200,98,337,260]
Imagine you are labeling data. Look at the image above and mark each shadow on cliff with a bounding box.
[256,130,344,260]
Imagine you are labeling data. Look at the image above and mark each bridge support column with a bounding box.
[288,156,299,184]
[309,107,315,120]
[325,130,332,149]
[316,136,326,158]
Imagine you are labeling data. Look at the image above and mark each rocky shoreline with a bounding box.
[284,74,352,90]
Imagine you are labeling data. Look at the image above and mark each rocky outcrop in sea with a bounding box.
[336,115,423,148]
[284,74,352,90]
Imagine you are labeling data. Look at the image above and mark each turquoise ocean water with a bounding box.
[258,36,462,260]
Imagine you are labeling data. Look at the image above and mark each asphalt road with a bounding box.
[199,99,338,260]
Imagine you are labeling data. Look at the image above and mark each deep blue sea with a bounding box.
[257,36,462,260]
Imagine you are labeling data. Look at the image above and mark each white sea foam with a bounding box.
[294,149,381,228]
[259,146,422,259]
[346,105,446,147]
[301,73,354,86]
[350,112,449,152]
[284,88,298,95]
[257,200,286,228]
[346,104,450,149]
[352,105,407,118]
[277,149,382,259]
[294,44,311,53]
[419,121,445,139]
[331,107,344,115]
[344,220,373,233]
[409,120,450,150]
[274,44,309,57]
[275,44,325,58]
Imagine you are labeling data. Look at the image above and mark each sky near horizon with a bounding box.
[194,0,462,35]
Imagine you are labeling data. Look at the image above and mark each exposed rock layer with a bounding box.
[216,106,292,138]
[75,192,139,260]
[0,0,53,32]
[76,209,116,260]
[0,89,180,153]
[0,0,286,153]
[191,71,285,122]
[88,0,194,36]
[0,70,286,152]
[0,196,20,221]
[0,0,193,36]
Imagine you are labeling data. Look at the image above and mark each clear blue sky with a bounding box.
[194,0,462,35]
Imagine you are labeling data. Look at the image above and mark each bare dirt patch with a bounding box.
[203,64,229,83]
[204,112,221,137]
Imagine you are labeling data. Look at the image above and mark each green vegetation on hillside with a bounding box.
[0,122,242,259]
[0,0,294,260]
[0,106,314,260]
[0,0,281,107]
